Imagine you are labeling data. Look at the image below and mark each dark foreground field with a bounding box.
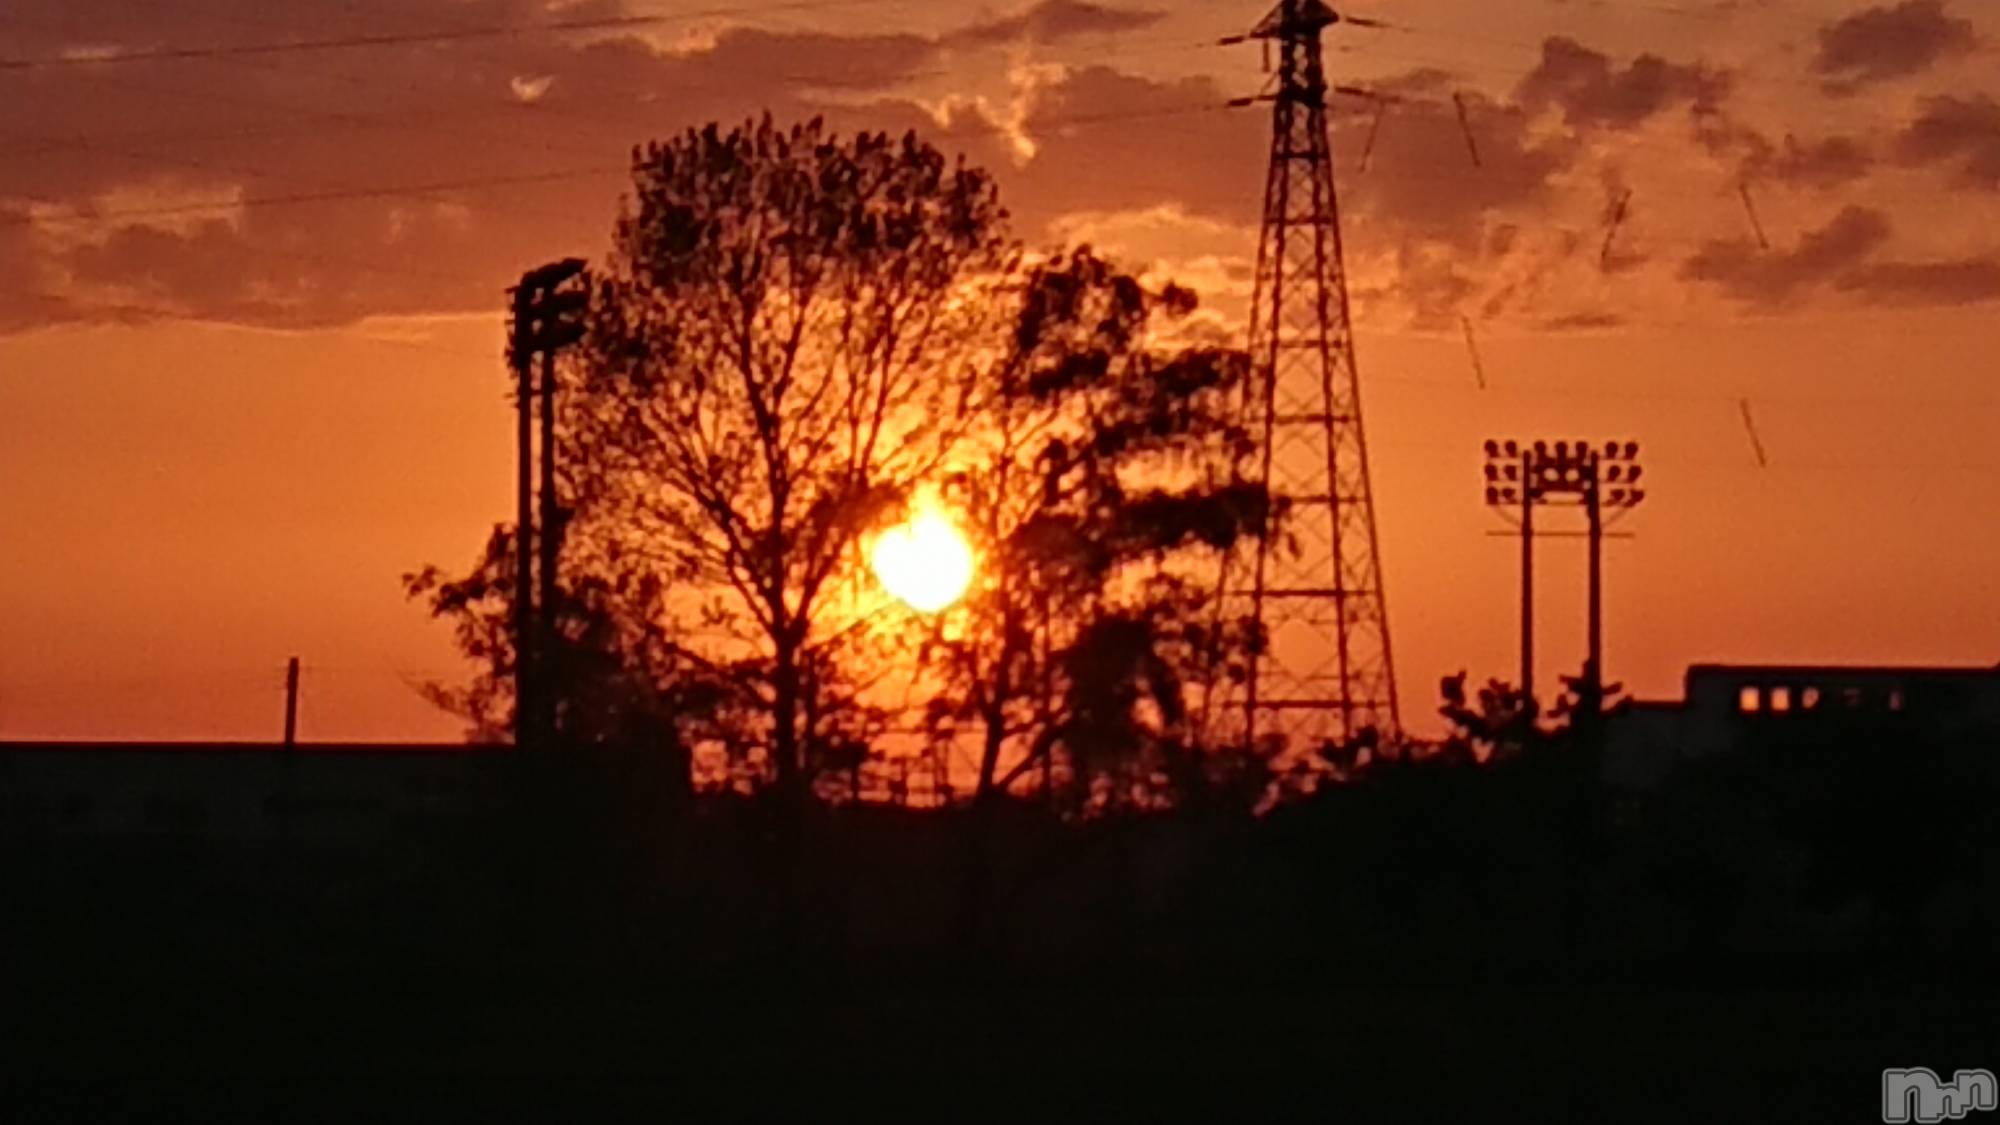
[6,780,1995,1122]
[9,961,1990,1121]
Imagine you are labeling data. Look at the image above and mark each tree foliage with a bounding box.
[412,117,1271,808]
[912,249,1270,810]
[557,116,1018,796]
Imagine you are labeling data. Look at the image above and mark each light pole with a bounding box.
[1482,439,1647,716]
[507,258,589,749]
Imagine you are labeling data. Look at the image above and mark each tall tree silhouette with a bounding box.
[562,116,1021,800]
[404,525,725,778]
[915,250,1268,810]
[416,119,1274,807]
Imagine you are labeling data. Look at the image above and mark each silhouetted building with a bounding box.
[1605,663,2000,788]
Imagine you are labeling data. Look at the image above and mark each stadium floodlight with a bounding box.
[1479,435,1649,721]
[509,258,593,751]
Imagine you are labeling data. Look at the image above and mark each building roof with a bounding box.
[1686,663,2000,683]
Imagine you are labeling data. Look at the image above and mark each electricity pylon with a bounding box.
[1216,0,1398,753]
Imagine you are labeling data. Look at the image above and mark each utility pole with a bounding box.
[1212,0,1400,755]
[537,344,561,734]
[507,258,590,749]
[283,656,300,750]
[1586,466,1603,714]
[1520,483,1534,700]
[1482,439,1648,715]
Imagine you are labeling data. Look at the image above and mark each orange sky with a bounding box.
[3,0,1997,740]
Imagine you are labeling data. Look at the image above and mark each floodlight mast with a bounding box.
[1521,462,1534,698]
[508,258,591,749]
[1482,438,1647,717]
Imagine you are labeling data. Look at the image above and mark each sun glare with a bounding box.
[870,498,976,614]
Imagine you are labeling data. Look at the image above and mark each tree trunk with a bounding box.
[768,632,809,969]
[976,701,1005,803]
[974,602,1018,803]
[772,642,802,799]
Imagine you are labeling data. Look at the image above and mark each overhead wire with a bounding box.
[2,98,1240,231]
[4,4,1997,347]
[0,0,942,71]
[10,9,1998,207]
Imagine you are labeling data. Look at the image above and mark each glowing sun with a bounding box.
[870,498,976,614]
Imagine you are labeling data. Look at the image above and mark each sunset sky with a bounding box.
[3,0,1997,741]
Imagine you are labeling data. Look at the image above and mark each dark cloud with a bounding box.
[1692,105,1876,191]
[54,197,554,328]
[1364,244,1479,332]
[1682,205,1892,306]
[6,3,1980,335]
[1349,78,1571,249]
[0,0,955,332]
[979,63,1575,328]
[994,65,1260,227]
[1343,85,1578,327]
[1762,134,1874,189]
[1677,206,2000,311]
[1835,258,2000,305]
[947,1,1162,46]
[0,208,60,333]
[1537,310,1625,332]
[668,26,941,91]
[1515,36,1729,130]
[1814,0,1978,91]
[1895,94,2000,188]
[1716,122,1876,190]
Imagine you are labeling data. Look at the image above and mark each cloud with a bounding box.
[0,208,61,332]
[1682,206,1893,306]
[53,199,529,328]
[1835,258,2000,305]
[1678,206,2000,311]
[0,0,956,332]
[7,5,1984,335]
[1895,94,2000,188]
[1692,103,1878,191]
[1759,134,1875,189]
[1537,310,1626,332]
[1814,0,1978,91]
[691,26,941,90]
[988,65,1261,227]
[980,62,1581,329]
[1515,36,1729,130]
[947,1,1163,46]
[1351,78,1572,249]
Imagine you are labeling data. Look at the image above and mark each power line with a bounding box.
[0,20,1223,163]
[2,165,626,227]
[1330,32,2000,142]
[6,13,1995,340]
[2,100,1234,229]
[1211,0,1401,746]
[0,0,929,71]
[11,12,1997,227]
[14,291,500,362]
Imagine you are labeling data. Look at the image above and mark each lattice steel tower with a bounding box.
[1221,0,1398,749]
